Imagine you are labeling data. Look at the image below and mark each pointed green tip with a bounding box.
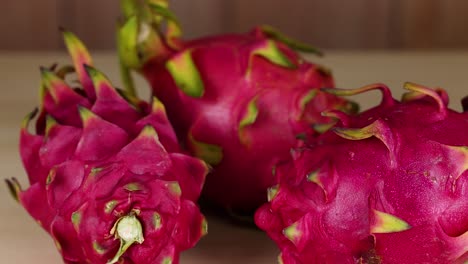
[322,84,394,108]
[139,125,161,143]
[5,178,22,202]
[167,182,182,197]
[333,127,368,140]
[124,183,143,192]
[312,122,336,134]
[62,30,92,64]
[283,222,301,244]
[83,64,98,77]
[189,134,223,165]
[40,67,60,83]
[83,64,116,93]
[166,51,205,98]
[146,1,183,48]
[238,97,259,145]
[93,241,107,255]
[21,108,38,130]
[78,106,96,125]
[71,211,82,232]
[39,68,71,102]
[40,67,68,90]
[45,115,58,135]
[251,40,295,69]
[307,169,321,184]
[118,15,142,69]
[61,28,76,40]
[141,125,157,136]
[152,212,162,230]
[151,97,167,114]
[239,98,259,129]
[83,64,109,84]
[45,168,58,187]
[334,119,397,168]
[332,121,377,141]
[322,86,376,97]
[445,145,468,174]
[299,90,318,111]
[53,239,62,252]
[161,257,173,264]
[201,217,208,236]
[120,0,139,18]
[267,185,279,202]
[371,210,411,234]
[105,200,118,214]
[403,82,447,113]
[260,24,323,56]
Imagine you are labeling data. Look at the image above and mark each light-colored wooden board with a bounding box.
[0,51,467,263]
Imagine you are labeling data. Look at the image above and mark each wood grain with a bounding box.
[57,0,121,49]
[0,0,60,49]
[171,0,228,38]
[392,0,468,49]
[228,0,393,49]
[1,0,468,50]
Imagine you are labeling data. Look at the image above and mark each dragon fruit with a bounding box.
[255,83,468,263]
[117,0,355,212]
[6,31,208,264]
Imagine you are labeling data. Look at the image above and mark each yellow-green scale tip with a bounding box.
[83,64,116,93]
[166,50,205,98]
[283,222,301,244]
[78,106,97,126]
[371,210,411,234]
[62,29,93,69]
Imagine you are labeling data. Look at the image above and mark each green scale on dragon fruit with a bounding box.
[255,83,468,264]
[117,0,357,213]
[6,30,208,264]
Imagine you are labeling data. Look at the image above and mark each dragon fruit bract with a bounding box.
[255,83,468,263]
[6,31,208,264]
[118,0,355,211]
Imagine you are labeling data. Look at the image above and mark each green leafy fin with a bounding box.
[248,40,295,76]
[403,82,447,117]
[283,222,301,244]
[5,178,22,202]
[333,119,397,167]
[260,25,323,55]
[322,84,394,108]
[371,210,411,233]
[147,2,183,48]
[166,50,205,98]
[189,133,223,165]
[238,97,259,145]
[61,29,95,99]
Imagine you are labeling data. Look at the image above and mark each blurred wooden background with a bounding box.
[2,0,468,50]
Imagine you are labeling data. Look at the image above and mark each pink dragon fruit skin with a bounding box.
[255,83,468,264]
[6,31,208,264]
[118,1,355,212]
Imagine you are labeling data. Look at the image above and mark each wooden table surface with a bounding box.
[1,51,467,263]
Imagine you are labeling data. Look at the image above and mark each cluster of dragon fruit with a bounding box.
[6,0,467,263]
